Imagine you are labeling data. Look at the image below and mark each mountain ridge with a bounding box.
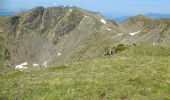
[0,6,126,73]
[0,6,170,73]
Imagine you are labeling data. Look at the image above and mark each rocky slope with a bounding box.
[0,6,126,72]
[1,6,170,73]
[121,15,170,46]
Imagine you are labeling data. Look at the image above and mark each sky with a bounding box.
[0,0,170,18]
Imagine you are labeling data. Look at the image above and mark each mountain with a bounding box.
[113,16,129,23]
[1,6,170,99]
[121,15,170,46]
[0,9,27,16]
[146,13,170,19]
[114,13,170,23]
[1,6,170,74]
[0,11,16,16]
[0,6,127,74]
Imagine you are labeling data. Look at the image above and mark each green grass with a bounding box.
[1,45,170,99]
[113,44,128,53]
[1,71,25,79]
[48,65,68,70]
[124,45,170,56]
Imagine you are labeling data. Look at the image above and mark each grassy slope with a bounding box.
[1,45,170,100]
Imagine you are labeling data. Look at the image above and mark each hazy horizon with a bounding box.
[0,0,170,18]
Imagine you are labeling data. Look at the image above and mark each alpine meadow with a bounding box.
[0,0,170,99]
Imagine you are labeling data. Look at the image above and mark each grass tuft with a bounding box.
[48,65,68,71]
[2,70,24,79]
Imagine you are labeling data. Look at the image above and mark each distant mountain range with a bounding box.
[146,13,170,18]
[0,11,16,16]
[0,9,26,16]
[1,9,170,21]
[114,13,170,23]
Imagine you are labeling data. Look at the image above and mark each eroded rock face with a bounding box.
[1,6,124,70]
[21,7,45,33]
[8,16,20,36]
[5,7,170,71]
[1,6,170,72]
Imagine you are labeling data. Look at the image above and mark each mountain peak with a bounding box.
[0,6,125,69]
[123,14,151,24]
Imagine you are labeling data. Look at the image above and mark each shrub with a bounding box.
[113,44,128,53]
[48,65,68,71]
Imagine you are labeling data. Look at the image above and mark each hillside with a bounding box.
[0,6,127,74]
[1,6,170,75]
[121,15,170,46]
[1,6,170,100]
[1,45,170,99]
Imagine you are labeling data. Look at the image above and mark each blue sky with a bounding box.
[0,0,170,18]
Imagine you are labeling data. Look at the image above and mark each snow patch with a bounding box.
[57,52,61,57]
[129,31,141,36]
[43,59,52,67]
[100,19,106,24]
[43,61,47,67]
[15,62,28,70]
[33,63,39,67]
[106,28,112,31]
[69,9,72,12]
[20,62,28,66]
[117,33,124,36]
[84,15,88,18]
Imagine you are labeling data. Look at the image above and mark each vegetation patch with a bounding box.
[127,45,170,56]
[1,45,170,99]
[48,65,68,71]
[104,44,128,56]
[2,71,25,79]
[113,44,128,53]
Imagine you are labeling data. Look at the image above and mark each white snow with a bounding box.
[100,19,106,24]
[20,62,28,66]
[106,28,112,31]
[85,15,88,18]
[69,9,72,12]
[43,61,47,67]
[57,52,61,56]
[33,63,39,67]
[15,62,28,70]
[129,31,141,36]
[43,59,52,67]
[117,33,124,36]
